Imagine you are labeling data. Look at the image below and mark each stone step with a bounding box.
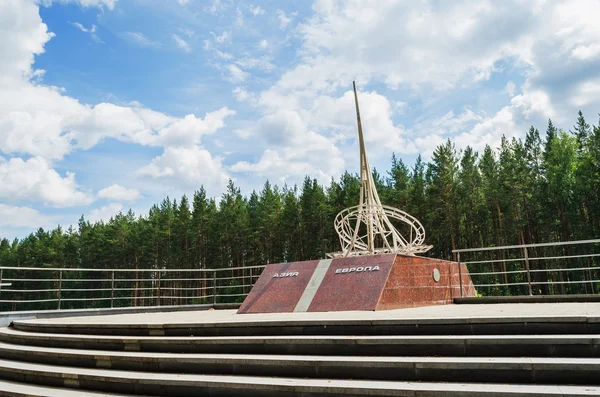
[0,379,143,396]
[1,327,598,357]
[0,358,598,397]
[12,314,600,336]
[0,340,598,385]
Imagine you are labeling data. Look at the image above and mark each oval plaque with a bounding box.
[432,268,441,283]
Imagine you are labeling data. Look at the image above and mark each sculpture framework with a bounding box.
[327,82,433,258]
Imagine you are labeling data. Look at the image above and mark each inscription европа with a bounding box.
[335,266,380,274]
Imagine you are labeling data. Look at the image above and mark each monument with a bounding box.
[238,82,475,314]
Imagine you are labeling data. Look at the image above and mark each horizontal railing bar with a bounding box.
[159,287,212,291]
[0,289,59,293]
[463,258,526,265]
[530,280,600,285]
[469,270,527,276]
[216,275,260,282]
[529,266,600,273]
[526,253,600,261]
[214,265,266,272]
[216,293,248,297]
[474,282,531,287]
[454,239,600,253]
[113,278,156,282]
[0,265,267,273]
[1,279,55,282]
[215,284,254,290]
[0,299,58,303]
[151,278,213,282]
[61,297,113,302]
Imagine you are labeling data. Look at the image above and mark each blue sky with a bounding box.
[2,0,600,240]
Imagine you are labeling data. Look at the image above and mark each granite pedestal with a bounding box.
[238,254,476,314]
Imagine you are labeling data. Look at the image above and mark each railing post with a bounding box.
[457,252,464,298]
[157,270,161,307]
[0,269,3,296]
[212,270,217,306]
[58,270,62,310]
[524,247,533,296]
[111,271,115,308]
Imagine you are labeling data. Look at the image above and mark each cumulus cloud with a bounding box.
[277,9,295,29]
[88,203,124,223]
[250,5,264,16]
[0,204,58,229]
[225,64,249,82]
[137,146,230,193]
[0,157,93,207]
[98,184,140,201]
[0,0,237,220]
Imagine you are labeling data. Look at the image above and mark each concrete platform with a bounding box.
[11,302,600,336]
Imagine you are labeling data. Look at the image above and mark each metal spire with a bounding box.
[327,82,432,258]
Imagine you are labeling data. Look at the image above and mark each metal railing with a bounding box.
[0,265,266,312]
[454,239,600,297]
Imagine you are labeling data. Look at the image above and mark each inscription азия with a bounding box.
[272,272,299,278]
[335,266,380,274]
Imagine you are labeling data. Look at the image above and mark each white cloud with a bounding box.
[98,184,140,201]
[212,31,230,45]
[232,86,255,103]
[225,64,249,82]
[71,22,103,43]
[88,203,123,223]
[235,56,274,72]
[51,0,116,9]
[146,107,236,147]
[277,9,294,29]
[0,204,58,229]
[122,32,159,48]
[250,5,264,16]
[0,157,93,207]
[137,146,230,193]
[571,79,600,107]
[258,39,268,49]
[204,0,227,14]
[71,22,92,33]
[172,34,191,52]
[571,43,600,61]
[177,0,190,5]
[504,81,516,96]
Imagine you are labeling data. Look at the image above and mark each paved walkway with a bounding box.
[19,302,600,326]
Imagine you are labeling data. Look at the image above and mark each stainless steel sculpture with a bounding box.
[327,82,432,258]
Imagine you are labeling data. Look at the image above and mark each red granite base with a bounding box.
[376,255,476,310]
[237,260,320,314]
[238,254,476,314]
